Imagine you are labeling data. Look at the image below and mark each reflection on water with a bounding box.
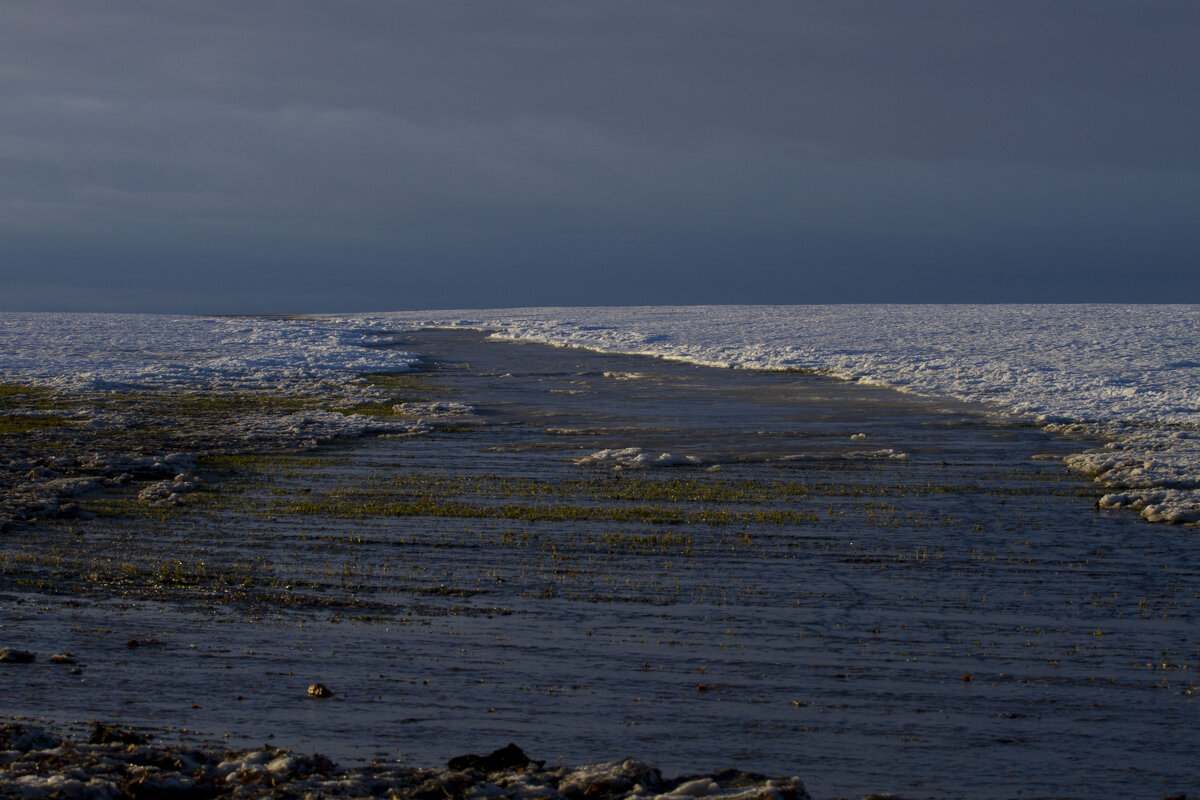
[2,330,1197,800]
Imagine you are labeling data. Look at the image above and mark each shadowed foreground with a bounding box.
[0,721,811,800]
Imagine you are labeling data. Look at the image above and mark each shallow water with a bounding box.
[1,330,1197,799]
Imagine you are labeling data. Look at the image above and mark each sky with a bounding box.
[2,1,1197,313]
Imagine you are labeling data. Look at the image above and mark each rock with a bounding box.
[560,759,662,799]
[172,471,202,489]
[307,683,334,698]
[137,471,202,505]
[447,742,535,772]
[0,719,813,800]
[54,502,81,518]
[25,466,61,480]
[88,720,148,745]
[49,653,78,664]
[0,648,35,664]
[413,773,475,800]
[0,723,58,753]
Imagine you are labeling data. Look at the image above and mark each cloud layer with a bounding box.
[3,1,1197,311]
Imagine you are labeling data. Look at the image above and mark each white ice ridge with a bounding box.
[354,305,1200,524]
[0,313,418,391]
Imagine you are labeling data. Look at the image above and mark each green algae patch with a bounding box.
[566,475,811,504]
[264,471,821,527]
[0,384,53,400]
[350,471,815,506]
[0,384,77,433]
[89,389,325,422]
[85,496,203,521]
[148,392,318,416]
[0,414,76,435]
[362,372,447,394]
[199,452,344,475]
[588,531,696,554]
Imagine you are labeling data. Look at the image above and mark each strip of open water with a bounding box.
[1,330,1197,799]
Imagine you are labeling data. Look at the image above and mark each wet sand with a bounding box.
[1,330,1197,799]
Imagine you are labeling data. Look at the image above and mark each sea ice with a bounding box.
[4,305,1198,524]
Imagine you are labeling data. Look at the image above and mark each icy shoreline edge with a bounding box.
[350,306,1200,525]
[4,306,1197,526]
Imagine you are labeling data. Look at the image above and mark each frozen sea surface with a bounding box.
[0,313,418,392]
[1,305,1197,524]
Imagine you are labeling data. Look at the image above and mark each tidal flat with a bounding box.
[1,330,1197,799]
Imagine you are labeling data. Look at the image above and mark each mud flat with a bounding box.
[2,330,1198,799]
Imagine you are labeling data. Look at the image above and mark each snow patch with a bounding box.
[575,447,702,468]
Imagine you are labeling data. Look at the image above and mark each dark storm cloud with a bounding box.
[8,1,1196,166]
[1,1,1197,311]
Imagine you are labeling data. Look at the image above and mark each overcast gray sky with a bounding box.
[2,1,1197,312]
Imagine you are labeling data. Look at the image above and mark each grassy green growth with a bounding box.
[430,424,476,433]
[148,558,269,588]
[363,470,1034,506]
[589,531,696,553]
[199,452,339,473]
[136,391,318,417]
[0,414,74,434]
[234,468,827,529]
[86,497,195,521]
[0,383,71,414]
[567,475,811,503]
[365,471,811,505]
[0,384,51,399]
[274,490,816,526]
[362,372,446,394]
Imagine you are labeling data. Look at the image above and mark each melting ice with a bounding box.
[2,305,1198,524]
[359,304,1200,524]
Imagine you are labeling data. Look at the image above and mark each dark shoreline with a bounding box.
[0,718,815,800]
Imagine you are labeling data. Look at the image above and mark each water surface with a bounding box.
[2,330,1196,799]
